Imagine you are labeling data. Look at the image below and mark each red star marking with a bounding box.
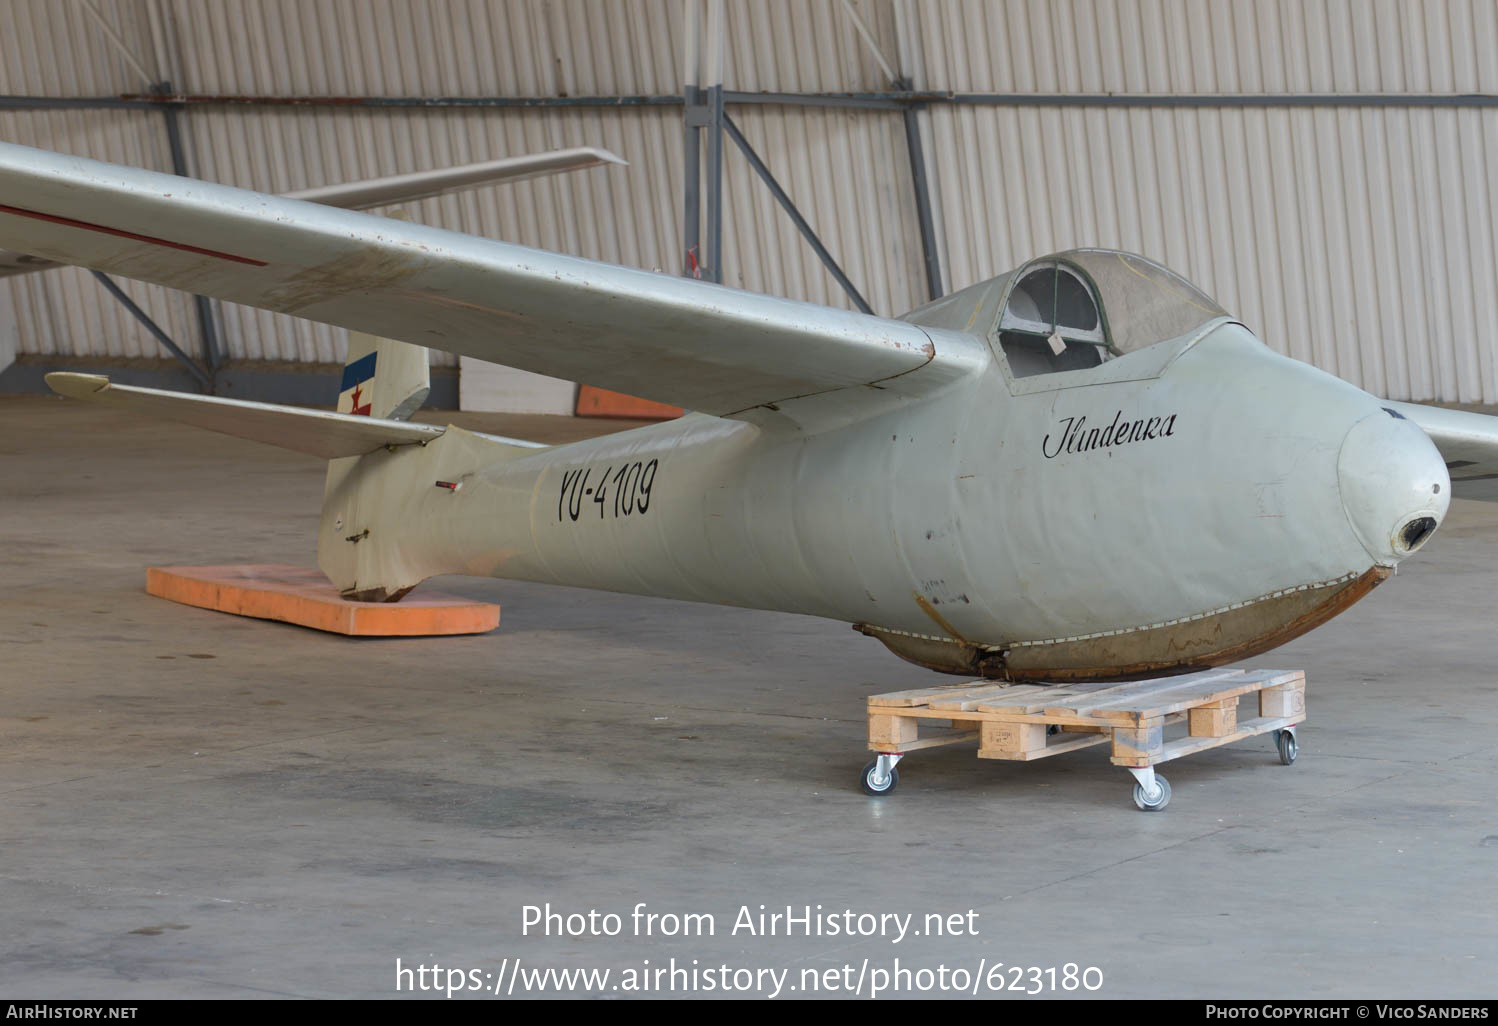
[349,383,372,416]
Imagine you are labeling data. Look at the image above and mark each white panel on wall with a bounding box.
[0,279,17,377]
[459,356,577,414]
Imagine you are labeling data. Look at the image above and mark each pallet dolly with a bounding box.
[861,668,1305,810]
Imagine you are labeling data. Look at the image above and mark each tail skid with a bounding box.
[317,424,541,602]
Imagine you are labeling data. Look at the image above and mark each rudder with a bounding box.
[337,331,430,421]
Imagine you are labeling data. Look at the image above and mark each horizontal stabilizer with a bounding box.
[45,372,444,459]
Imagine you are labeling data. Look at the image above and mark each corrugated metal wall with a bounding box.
[0,0,196,362]
[908,0,1498,405]
[2,0,1495,403]
[0,0,915,374]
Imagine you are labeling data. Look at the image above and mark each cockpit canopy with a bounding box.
[996,262,1109,377]
[903,248,1228,379]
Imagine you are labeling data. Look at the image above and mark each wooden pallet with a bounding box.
[864,668,1305,803]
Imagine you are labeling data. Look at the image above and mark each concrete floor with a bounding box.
[2,392,1496,1000]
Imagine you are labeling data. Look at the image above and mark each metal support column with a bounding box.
[721,114,873,315]
[90,271,213,390]
[704,82,724,284]
[896,77,943,301]
[682,84,724,284]
[682,85,702,278]
[681,0,724,284]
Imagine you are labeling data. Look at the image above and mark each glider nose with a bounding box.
[1337,409,1450,565]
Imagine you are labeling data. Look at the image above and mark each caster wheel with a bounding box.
[1276,729,1298,765]
[1132,774,1171,811]
[861,759,899,796]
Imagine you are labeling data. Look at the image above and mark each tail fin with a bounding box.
[337,331,430,421]
[334,205,430,422]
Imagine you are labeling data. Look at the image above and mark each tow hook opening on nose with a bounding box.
[1398,516,1438,553]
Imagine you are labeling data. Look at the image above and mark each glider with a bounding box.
[3,140,1495,682]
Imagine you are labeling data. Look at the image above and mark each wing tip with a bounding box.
[45,371,111,399]
[575,146,629,167]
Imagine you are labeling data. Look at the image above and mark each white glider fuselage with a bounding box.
[321,317,1449,682]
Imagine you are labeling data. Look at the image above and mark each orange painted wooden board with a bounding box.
[575,385,683,420]
[146,564,499,637]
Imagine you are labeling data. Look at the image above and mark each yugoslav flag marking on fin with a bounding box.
[339,352,377,416]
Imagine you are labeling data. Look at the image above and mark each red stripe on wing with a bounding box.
[0,202,269,267]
